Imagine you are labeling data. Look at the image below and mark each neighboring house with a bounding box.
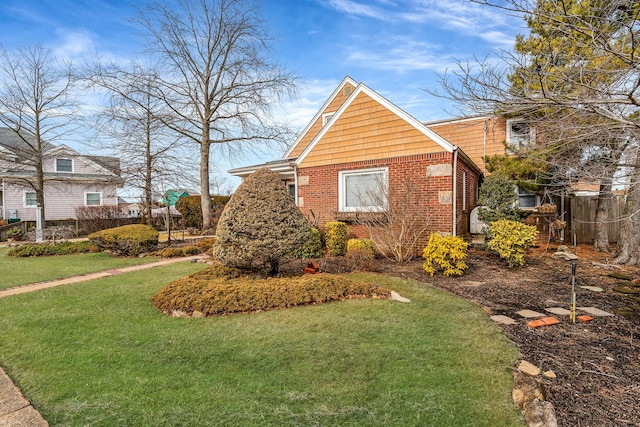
[162,189,199,206]
[0,128,124,222]
[229,77,484,246]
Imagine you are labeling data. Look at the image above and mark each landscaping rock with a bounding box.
[524,398,558,427]
[171,309,189,318]
[543,370,556,379]
[517,360,541,376]
[552,246,578,261]
[390,291,410,303]
[192,311,205,318]
[513,370,545,410]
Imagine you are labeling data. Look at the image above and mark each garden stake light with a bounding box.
[570,262,577,323]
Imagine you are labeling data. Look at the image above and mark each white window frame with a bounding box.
[55,158,74,173]
[286,182,296,200]
[24,191,38,207]
[85,192,102,206]
[338,167,388,213]
[506,119,536,150]
[322,112,335,126]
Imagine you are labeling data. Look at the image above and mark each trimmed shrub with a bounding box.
[422,233,469,277]
[477,172,523,226]
[152,263,391,316]
[485,220,538,267]
[88,224,159,256]
[299,228,323,259]
[214,168,312,275]
[325,221,347,256]
[347,238,377,256]
[7,241,96,257]
[175,195,231,229]
[196,238,217,253]
[183,245,200,255]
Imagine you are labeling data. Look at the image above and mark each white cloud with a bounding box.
[53,29,95,61]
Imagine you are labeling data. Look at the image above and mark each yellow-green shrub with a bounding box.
[196,238,216,253]
[88,224,159,256]
[485,219,538,267]
[298,228,323,258]
[325,221,347,256]
[183,245,200,255]
[152,263,391,316]
[347,238,376,256]
[422,233,469,277]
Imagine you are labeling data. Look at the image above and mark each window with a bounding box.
[506,120,535,150]
[322,112,335,126]
[24,192,37,207]
[287,183,296,200]
[85,192,102,206]
[517,187,538,209]
[338,167,387,212]
[56,158,73,172]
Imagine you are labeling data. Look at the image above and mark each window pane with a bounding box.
[345,172,384,209]
[25,192,37,206]
[86,193,101,206]
[56,158,72,172]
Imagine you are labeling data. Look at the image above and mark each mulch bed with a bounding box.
[309,243,640,427]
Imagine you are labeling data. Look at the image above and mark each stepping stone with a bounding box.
[516,309,546,318]
[577,315,594,322]
[491,315,517,325]
[578,307,615,317]
[545,307,571,316]
[580,286,603,292]
[517,360,541,376]
[527,317,561,328]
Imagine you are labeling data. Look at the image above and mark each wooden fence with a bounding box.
[569,195,624,244]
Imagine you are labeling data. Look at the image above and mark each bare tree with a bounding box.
[85,62,196,226]
[435,0,640,263]
[0,45,77,223]
[354,173,431,262]
[134,0,296,231]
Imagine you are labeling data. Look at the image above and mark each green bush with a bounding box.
[152,263,391,316]
[485,220,538,267]
[477,172,523,226]
[175,195,231,229]
[347,238,376,256]
[88,224,159,256]
[214,168,311,275]
[299,228,323,258]
[422,234,469,277]
[183,245,200,255]
[7,241,96,257]
[325,221,347,256]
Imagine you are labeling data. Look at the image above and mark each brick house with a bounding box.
[230,77,488,249]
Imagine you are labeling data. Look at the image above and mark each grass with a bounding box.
[0,247,159,290]
[0,264,525,426]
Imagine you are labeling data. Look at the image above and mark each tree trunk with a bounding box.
[614,148,640,265]
[200,137,212,231]
[593,178,612,253]
[144,110,153,226]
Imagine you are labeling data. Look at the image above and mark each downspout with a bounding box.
[452,146,458,237]
[1,179,4,220]
[293,163,299,206]
[483,120,488,175]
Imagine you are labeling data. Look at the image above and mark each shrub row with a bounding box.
[153,246,200,258]
[152,264,391,316]
[7,241,96,257]
[88,224,159,256]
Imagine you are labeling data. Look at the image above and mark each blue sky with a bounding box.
[0,0,526,193]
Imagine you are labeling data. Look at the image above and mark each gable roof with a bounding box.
[294,81,455,166]
[284,76,359,159]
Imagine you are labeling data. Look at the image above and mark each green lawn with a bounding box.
[0,247,159,289]
[0,263,524,426]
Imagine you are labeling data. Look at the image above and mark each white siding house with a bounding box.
[0,128,123,221]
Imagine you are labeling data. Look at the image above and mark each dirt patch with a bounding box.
[305,243,640,427]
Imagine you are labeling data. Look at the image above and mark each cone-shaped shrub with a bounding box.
[213,168,312,275]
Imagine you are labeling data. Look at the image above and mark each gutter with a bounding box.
[452,146,458,237]
[1,179,4,220]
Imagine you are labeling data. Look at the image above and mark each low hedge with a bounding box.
[88,224,159,256]
[7,241,96,257]
[153,246,201,258]
[152,264,391,316]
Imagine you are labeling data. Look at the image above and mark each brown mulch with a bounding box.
[309,243,640,427]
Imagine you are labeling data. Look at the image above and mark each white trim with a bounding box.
[55,157,74,173]
[85,191,102,206]
[462,170,467,211]
[338,167,388,212]
[283,76,359,158]
[322,112,335,126]
[425,115,495,127]
[295,83,454,166]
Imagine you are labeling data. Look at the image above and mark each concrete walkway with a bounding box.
[0,254,208,426]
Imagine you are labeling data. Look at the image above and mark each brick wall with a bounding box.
[296,151,479,251]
